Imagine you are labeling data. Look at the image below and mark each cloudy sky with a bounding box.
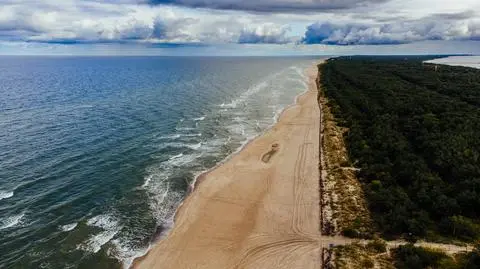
[1,0,479,55]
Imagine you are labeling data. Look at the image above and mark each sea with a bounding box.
[0,56,317,268]
[426,55,480,69]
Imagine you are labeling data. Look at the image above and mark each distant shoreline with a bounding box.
[425,55,480,69]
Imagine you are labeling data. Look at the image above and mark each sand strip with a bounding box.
[134,62,325,269]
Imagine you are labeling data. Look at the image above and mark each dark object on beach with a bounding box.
[261,143,280,163]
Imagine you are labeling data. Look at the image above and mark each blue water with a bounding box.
[0,56,315,268]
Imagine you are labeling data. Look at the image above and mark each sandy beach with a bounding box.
[134,62,324,269]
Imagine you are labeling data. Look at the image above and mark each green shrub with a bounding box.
[393,244,452,269]
[367,239,387,253]
[342,227,360,238]
[441,216,480,241]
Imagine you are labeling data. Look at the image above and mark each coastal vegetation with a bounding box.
[393,244,480,269]
[320,56,480,242]
[330,240,393,269]
[318,83,373,237]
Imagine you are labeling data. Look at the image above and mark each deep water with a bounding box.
[0,56,315,268]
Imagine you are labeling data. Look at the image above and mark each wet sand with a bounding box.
[134,62,324,269]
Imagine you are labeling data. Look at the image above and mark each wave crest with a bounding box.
[0,191,14,201]
[0,213,25,230]
[78,214,121,254]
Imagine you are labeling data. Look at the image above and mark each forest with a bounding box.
[320,56,480,241]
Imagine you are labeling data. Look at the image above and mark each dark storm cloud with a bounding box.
[147,0,389,12]
[428,10,476,21]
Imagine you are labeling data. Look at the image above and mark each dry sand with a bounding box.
[134,62,326,269]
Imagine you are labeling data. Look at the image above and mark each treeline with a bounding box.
[320,56,480,241]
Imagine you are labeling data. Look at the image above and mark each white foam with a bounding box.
[291,65,307,79]
[219,79,271,109]
[79,214,121,254]
[288,77,308,88]
[159,133,202,140]
[126,186,182,267]
[175,127,195,131]
[184,133,202,137]
[219,102,238,109]
[142,168,173,190]
[82,229,119,253]
[233,116,244,122]
[86,214,119,229]
[158,134,181,140]
[169,153,184,160]
[148,189,182,228]
[0,213,24,230]
[112,239,149,269]
[178,133,202,138]
[153,183,170,205]
[0,190,14,201]
[217,67,299,113]
[188,142,202,150]
[228,123,246,137]
[160,142,204,151]
[255,120,262,132]
[60,222,78,232]
[193,116,206,121]
[167,153,201,167]
[142,175,153,188]
[143,170,184,229]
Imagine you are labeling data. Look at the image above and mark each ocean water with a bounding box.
[0,56,316,268]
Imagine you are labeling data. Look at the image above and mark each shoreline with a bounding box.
[126,64,312,268]
[132,60,325,269]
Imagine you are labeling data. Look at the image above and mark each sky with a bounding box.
[0,0,479,55]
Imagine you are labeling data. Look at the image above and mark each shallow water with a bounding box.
[426,56,480,69]
[0,56,316,268]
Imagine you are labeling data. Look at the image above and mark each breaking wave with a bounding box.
[78,214,122,254]
[0,213,25,230]
[0,191,14,201]
[60,222,78,232]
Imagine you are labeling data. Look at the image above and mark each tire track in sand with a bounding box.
[292,112,314,237]
[133,62,325,269]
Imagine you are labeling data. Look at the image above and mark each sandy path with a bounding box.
[386,241,474,255]
[134,63,325,269]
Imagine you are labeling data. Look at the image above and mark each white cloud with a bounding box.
[238,23,291,44]
[0,1,297,44]
[0,0,479,51]
[302,10,480,45]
